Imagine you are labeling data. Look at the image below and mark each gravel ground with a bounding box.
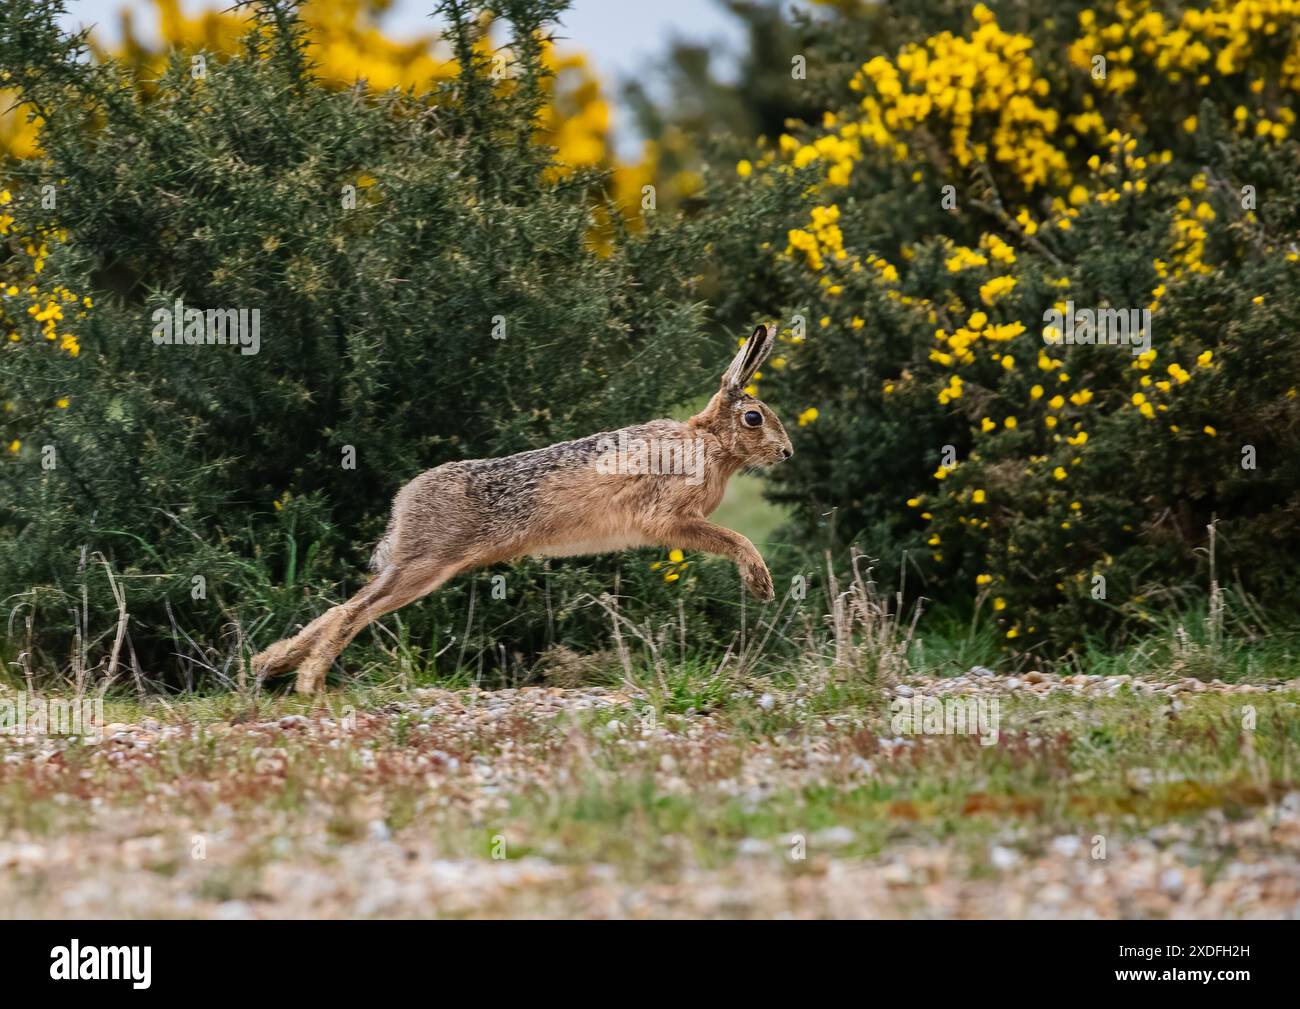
[1,676,1298,919]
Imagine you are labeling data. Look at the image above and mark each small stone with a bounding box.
[279,714,308,729]
[1024,671,1045,684]
[881,861,913,885]
[810,826,855,848]
[758,693,775,711]
[969,665,995,678]
[894,685,915,698]
[1160,868,1186,896]
[990,845,1020,870]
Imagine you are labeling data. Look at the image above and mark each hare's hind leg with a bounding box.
[294,559,458,695]
[250,608,339,680]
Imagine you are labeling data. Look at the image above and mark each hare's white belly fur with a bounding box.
[531,529,651,559]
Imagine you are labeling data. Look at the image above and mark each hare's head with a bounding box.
[692,323,793,468]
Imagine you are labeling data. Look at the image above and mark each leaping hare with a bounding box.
[253,323,793,694]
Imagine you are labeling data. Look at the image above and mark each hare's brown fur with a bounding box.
[252,324,793,694]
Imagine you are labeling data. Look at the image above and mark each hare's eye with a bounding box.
[743,410,763,428]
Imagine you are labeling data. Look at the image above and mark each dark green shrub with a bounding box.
[0,0,788,685]
[714,1,1300,649]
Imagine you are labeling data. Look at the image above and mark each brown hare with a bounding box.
[252,323,793,694]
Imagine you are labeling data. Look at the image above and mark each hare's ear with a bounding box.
[722,323,777,392]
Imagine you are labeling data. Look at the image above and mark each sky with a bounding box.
[55,0,751,156]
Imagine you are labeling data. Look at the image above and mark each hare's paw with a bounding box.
[250,643,287,676]
[743,562,775,602]
[295,658,329,695]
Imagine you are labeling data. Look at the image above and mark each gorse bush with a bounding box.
[4,0,1298,687]
[733,0,1300,648]
[0,0,790,684]
[0,0,715,225]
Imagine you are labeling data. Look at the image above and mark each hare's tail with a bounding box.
[369,520,396,573]
[369,536,392,573]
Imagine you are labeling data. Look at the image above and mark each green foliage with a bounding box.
[7,0,1299,684]
[704,0,1300,648]
[0,0,785,683]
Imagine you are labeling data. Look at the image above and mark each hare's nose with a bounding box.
[781,447,793,460]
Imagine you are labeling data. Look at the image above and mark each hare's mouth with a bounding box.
[744,454,785,474]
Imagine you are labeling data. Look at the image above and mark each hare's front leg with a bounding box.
[652,517,774,601]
